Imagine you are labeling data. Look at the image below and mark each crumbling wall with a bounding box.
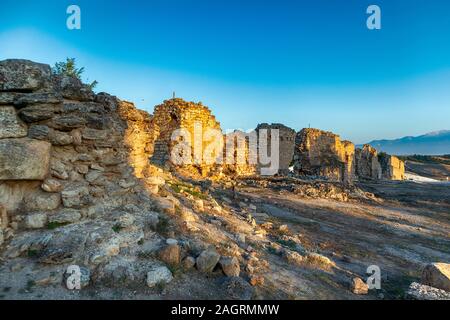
[379,153,405,180]
[222,130,257,177]
[256,123,296,175]
[0,59,156,235]
[354,144,382,180]
[150,98,222,177]
[293,128,354,183]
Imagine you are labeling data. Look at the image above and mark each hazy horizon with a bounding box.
[1,0,449,144]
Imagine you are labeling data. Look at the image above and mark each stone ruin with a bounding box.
[255,123,296,175]
[378,152,405,180]
[0,60,406,235]
[0,59,157,242]
[222,130,257,177]
[354,144,405,181]
[292,128,355,184]
[292,128,405,183]
[150,98,222,177]
[354,144,382,180]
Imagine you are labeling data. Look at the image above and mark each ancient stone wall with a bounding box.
[150,98,222,177]
[222,130,257,177]
[0,59,156,234]
[256,123,296,175]
[354,144,382,180]
[293,128,355,183]
[379,153,405,180]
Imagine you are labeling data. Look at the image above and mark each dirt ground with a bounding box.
[1,178,449,300]
[229,179,450,299]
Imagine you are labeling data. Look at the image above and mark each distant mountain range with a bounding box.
[360,130,450,155]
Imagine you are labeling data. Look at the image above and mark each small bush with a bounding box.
[53,58,98,89]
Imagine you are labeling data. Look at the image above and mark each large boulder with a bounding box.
[0,59,52,92]
[196,248,221,273]
[0,138,51,180]
[146,266,173,288]
[421,263,450,292]
[407,282,450,300]
[219,256,240,277]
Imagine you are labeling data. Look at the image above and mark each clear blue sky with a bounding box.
[1,0,449,143]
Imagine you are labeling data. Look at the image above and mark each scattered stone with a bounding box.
[421,263,450,292]
[155,197,176,214]
[278,224,289,233]
[304,252,335,270]
[249,275,265,287]
[219,256,240,277]
[196,248,221,273]
[180,207,198,222]
[222,276,254,300]
[182,256,196,270]
[351,277,369,295]
[194,199,204,211]
[283,250,304,266]
[158,243,181,266]
[407,282,450,300]
[146,266,173,288]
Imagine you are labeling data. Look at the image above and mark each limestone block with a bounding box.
[0,138,51,180]
[0,59,52,91]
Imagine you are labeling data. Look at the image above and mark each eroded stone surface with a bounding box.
[0,106,27,138]
[421,263,450,292]
[0,59,52,91]
[0,138,51,180]
[293,128,355,183]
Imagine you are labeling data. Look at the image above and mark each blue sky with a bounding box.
[1,0,449,143]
